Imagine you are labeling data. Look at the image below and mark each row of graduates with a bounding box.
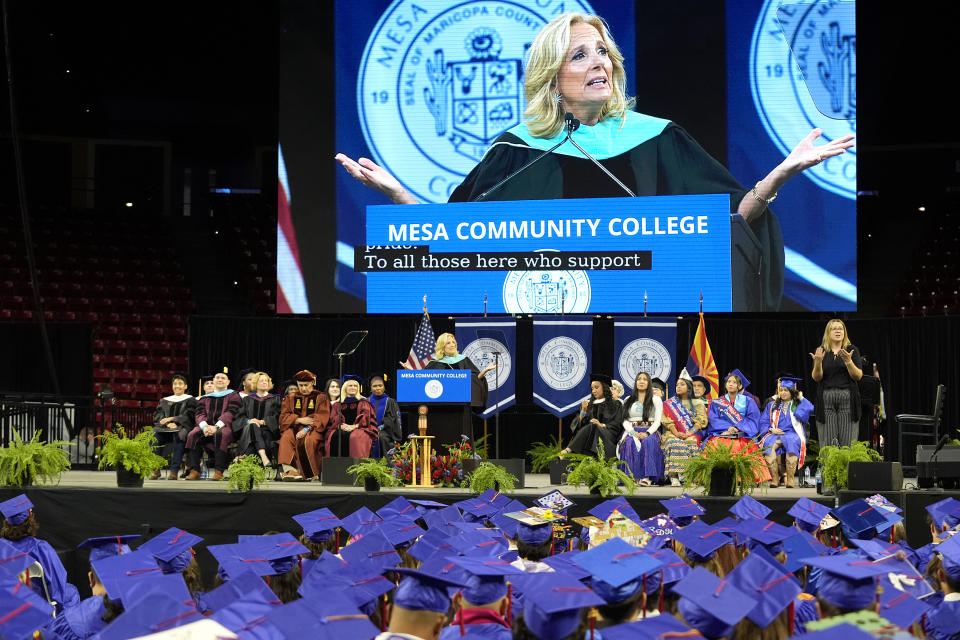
[3,489,960,639]
[563,368,814,489]
[151,368,402,481]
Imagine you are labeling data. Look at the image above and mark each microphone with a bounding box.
[473,113,580,202]
[931,433,950,457]
[563,114,637,197]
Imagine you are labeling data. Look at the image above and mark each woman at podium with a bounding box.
[336,14,853,311]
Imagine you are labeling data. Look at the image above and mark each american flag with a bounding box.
[406,312,436,369]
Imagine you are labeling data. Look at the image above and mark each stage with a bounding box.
[3,471,952,599]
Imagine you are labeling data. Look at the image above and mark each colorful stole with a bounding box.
[764,401,807,466]
[663,397,694,434]
[715,396,744,427]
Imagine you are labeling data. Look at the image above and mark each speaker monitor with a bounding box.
[321,456,362,486]
[847,461,903,491]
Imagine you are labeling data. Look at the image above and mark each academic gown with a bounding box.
[424,357,488,444]
[44,594,107,640]
[440,608,512,640]
[152,394,196,472]
[757,397,815,462]
[925,597,960,640]
[449,112,784,311]
[233,393,282,455]
[7,536,80,614]
[566,398,623,458]
[326,398,378,458]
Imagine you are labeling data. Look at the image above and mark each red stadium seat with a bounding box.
[129,355,150,369]
[113,383,134,396]
[94,368,113,382]
[115,369,136,382]
[103,354,125,367]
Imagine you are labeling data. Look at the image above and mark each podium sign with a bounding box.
[396,369,471,404]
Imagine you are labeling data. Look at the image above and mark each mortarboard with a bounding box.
[91,549,164,602]
[589,497,642,524]
[590,372,613,387]
[0,589,52,638]
[244,533,308,575]
[709,516,741,544]
[339,529,401,569]
[650,378,667,394]
[725,552,801,628]
[339,506,385,536]
[598,615,703,640]
[936,532,960,581]
[782,532,824,574]
[788,497,832,532]
[849,538,904,561]
[421,504,464,534]
[340,374,364,392]
[112,573,193,612]
[300,559,395,610]
[138,528,202,574]
[96,592,203,640]
[449,556,523,606]
[0,495,32,526]
[516,572,605,640]
[877,577,931,628]
[378,515,425,548]
[649,547,691,586]
[446,530,507,558]
[0,539,35,580]
[726,369,751,390]
[729,494,771,521]
[673,519,732,562]
[831,499,887,541]
[407,528,458,563]
[515,519,553,546]
[576,537,663,604]
[292,507,342,543]
[926,497,960,530]
[269,595,379,640]
[377,496,418,520]
[541,550,592,581]
[533,490,575,513]
[409,498,449,514]
[801,555,886,609]
[489,512,520,539]
[674,566,757,637]
[733,518,795,554]
[78,534,141,563]
[778,376,803,389]
[642,513,678,539]
[659,494,705,521]
[393,567,464,613]
[201,570,281,614]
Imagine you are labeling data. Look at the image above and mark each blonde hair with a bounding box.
[820,318,852,351]
[255,371,273,389]
[340,378,365,403]
[523,13,634,138]
[434,332,457,360]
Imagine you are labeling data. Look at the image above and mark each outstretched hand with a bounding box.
[809,346,825,362]
[785,128,855,175]
[335,153,417,204]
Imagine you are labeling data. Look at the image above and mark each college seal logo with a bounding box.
[462,338,511,391]
[537,336,587,391]
[750,0,856,200]
[358,0,594,203]
[618,338,672,388]
[503,250,590,313]
[424,378,444,399]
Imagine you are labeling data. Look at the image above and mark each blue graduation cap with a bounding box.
[407,528,458,563]
[422,505,464,534]
[673,519,733,562]
[850,537,905,561]
[926,497,960,530]
[598,615,701,640]
[533,489,575,513]
[649,548,691,586]
[589,497,642,524]
[378,515,425,548]
[517,572,605,640]
[339,506,385,536]
[95,593,202,640]
[733,518,795,554]
[410,498,449,513]
[447,530,507,558]
[642,513,678,539]
[541,550,592,581]
[938,532,960,581]
[782,532,824,574]
[831,499,888,541]
[201,570,281,614]
[300,559,395,610]
[726,369,751,390]
[339,529,401,570]
[725,552,801,628]
[292,508,342,543]
[659,494,705,523]
[393,566,465,613]
[0,495,32,526]
[800,554,887,609]
[449,556,523,606]
[138,528,202,574]
[377,496,418,520]
[0,578,54,639]
[877,577,931,629]
[576,538,664,605]
[268,593,380,640]
[674,566,757,638]
[0,539,35,580]
[91,549,164,602]
[729,494,771,521]
[489,511,520,540]
[77,534,141,563]
[788,497,832,532]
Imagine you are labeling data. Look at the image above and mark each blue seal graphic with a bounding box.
[462,337,511,391]
[618,338,672,390]
[502,250,590,314]
[358,0,594,204]
[537,337,587,391]
[750,0,856,200]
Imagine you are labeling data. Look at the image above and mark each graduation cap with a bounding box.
[489,511,520,540]
[409,498,450,514]
[849,538,905,561]
[659,494,706,521]
[268,595,379,640]
[725,369,751,390]
[937,532,960,581]
[831,499,888,541]
[91,549,165,603]
[0,586,55,639]
[725,552,801,628]
[590,372,613,387]
[449,556,523,606]
[598,615,702,640]
[517,572,605,640]
[407,528,458,563]
[641,513,678,539]
[421,504,464,534]
[575,537,663,604]
[674,566,758,638]
[340,374,365,392]
[877,583,931,630]
[649,547,691,586]
[447,531,507,558]
[589,497,642,524]
[292,507,342,543]
[649,377,667,394]
[733,518,795,554]
[709,516,740,539]
[800,555,887,609]
[237,367,258,384]
[788,497,832,532]
[393,566,465,613]
[0,539,36,580]
[96,592,202,640]
[777,376,803,389]
[378,515,425,548]
[0,495,32,526]
[300,559,395,610]
[138,528,202,574]
[377,496,418,520]
[533,490,575,513]
[201,570,281,614]
[782,531,825,574]
[513,518,553,546]
[78,534,141,563]
[541,550,592,581]
[926,497,960,530]
[339,529,401,570]
[729,494,771,521]
[210,597,278,637]
[672,520,732,562]
[339,506,385,536]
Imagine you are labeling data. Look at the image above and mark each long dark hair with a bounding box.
[771,387,799,412]
[623,372,654,421]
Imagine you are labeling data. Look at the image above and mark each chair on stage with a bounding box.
[896,384,945,473]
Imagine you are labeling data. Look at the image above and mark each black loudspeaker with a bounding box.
[916,445,960,489]
[322,457,362,486]
[485,458,526,489]
[847,461,903,491]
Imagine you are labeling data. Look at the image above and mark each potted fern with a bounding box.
[565,442,637,497]
[527,436,569,484]
[817,440,882,494]
[97,427,168,487]
[347,457,402,491]
[463,461,518,494]
[0,431,72,487]
[225,455,269,493]
[682,439,767,496]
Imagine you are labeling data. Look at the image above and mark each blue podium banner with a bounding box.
[396,369,471,404]
[362,194,732,314]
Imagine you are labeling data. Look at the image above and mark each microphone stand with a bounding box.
[492,350,501,460]
[928,434,949,493]
[564,117,637,197]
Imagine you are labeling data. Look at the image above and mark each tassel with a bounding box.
[506,582,513,626]
[381,594,387,632]
[658,570,665,613]
[789,600,795,636]
[589,608,597,640]
[457,595,465,637]
[642,575,647,618]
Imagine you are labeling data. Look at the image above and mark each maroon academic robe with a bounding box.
[325,398,378,458]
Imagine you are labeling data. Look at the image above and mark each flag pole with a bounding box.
[423,295,428,319]
[699,291,703,315]
[558,417,562,449]
[483,292,487,318]
[643,290,647,317]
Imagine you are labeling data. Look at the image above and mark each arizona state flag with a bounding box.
[686,312,719,398]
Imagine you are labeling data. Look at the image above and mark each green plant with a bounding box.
[347,457,402,488]
[565,441,637,497]
[527,435,563,473]
[682,439,768,496]
[462,461,518,494]
[0,431,72,487]
[817,440,881,490]
[225,455,269,493]
[97,427,168,479]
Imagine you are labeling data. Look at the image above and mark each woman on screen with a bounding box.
[335,13,853,310]
[810,319,863,450]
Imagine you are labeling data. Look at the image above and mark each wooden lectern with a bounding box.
[407,405,435,488]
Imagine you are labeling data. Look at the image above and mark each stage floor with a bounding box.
[54,470,822,499]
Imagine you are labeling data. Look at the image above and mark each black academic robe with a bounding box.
[233,393,282,455]
[423,358,489,444]
[449,119,784,311]
[567,398,624,458]
[152,395,197,442]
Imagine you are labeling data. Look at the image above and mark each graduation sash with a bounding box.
[715,396,745,427]
[663,397,695,435]
[763,401,807,466]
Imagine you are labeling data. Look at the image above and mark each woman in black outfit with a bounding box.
[233,372,282,467]
[560,373,623,458]
[810,319,862,450]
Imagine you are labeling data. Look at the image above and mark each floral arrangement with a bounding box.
[390,435,479,488]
